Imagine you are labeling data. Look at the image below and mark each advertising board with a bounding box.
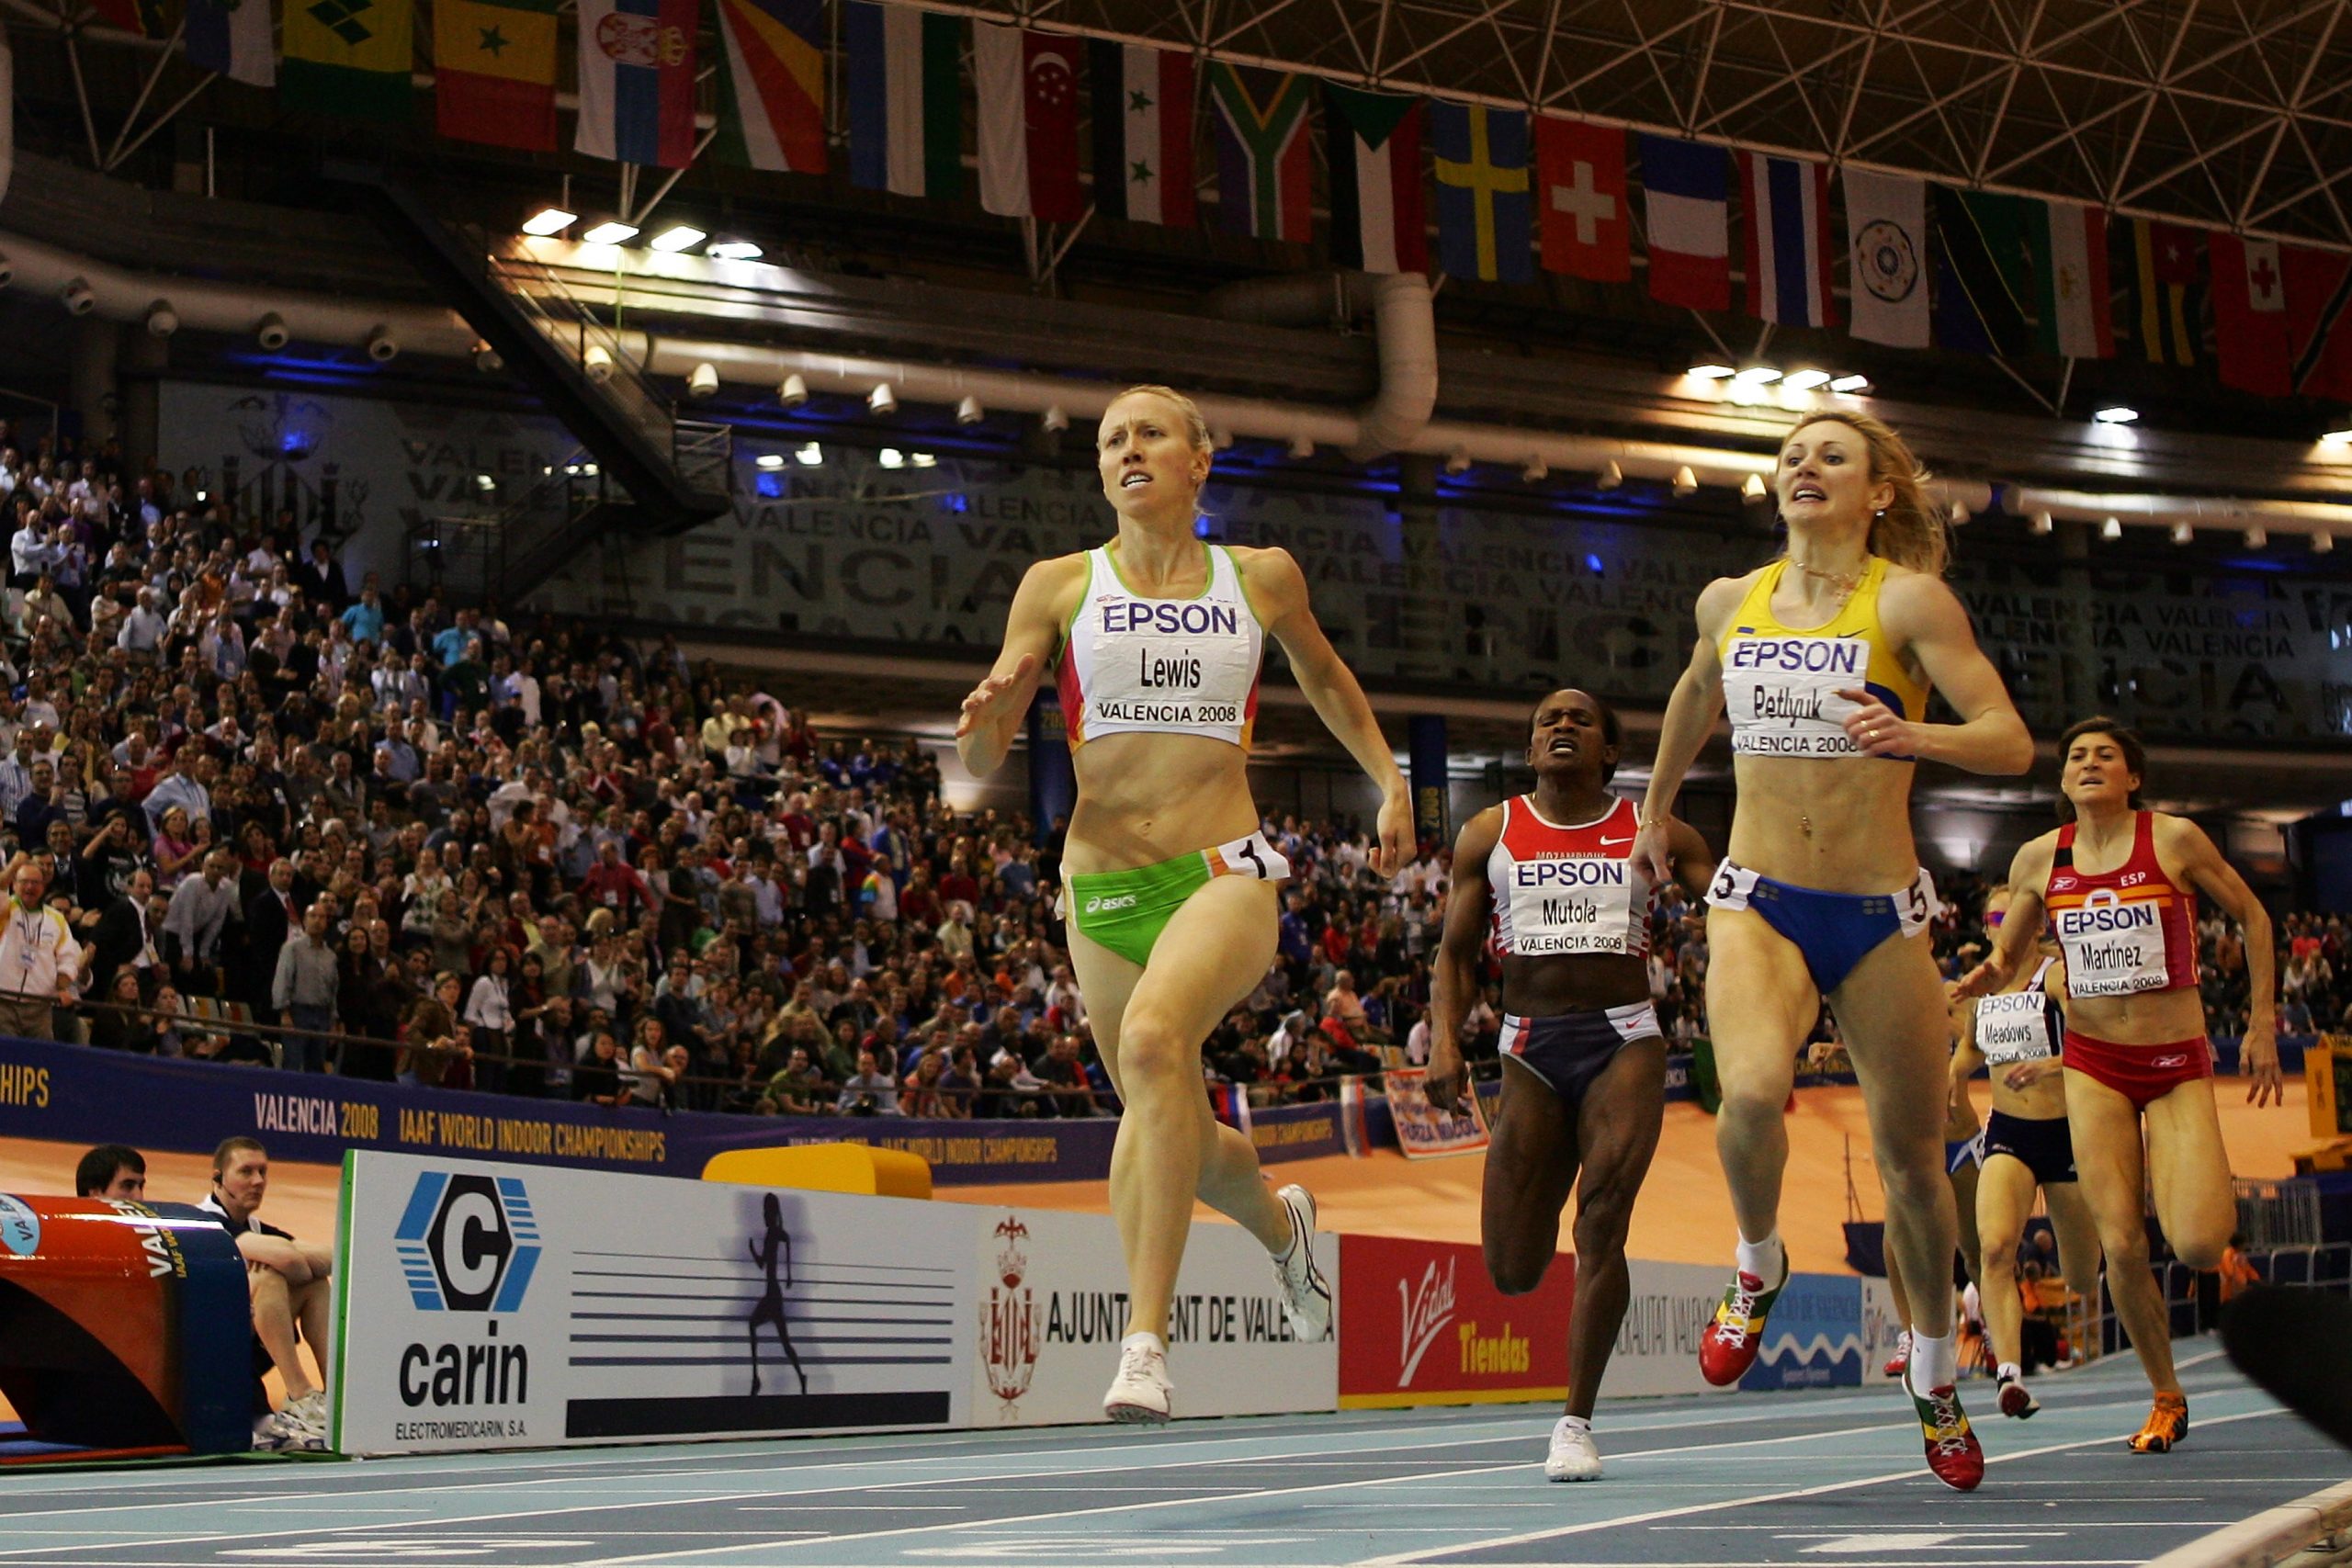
[1336,1234,1572,1409]
[971,1207,1338,1426]
[333,1151,975,1453]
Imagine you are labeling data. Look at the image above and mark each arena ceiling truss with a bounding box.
[923,0,2352,250]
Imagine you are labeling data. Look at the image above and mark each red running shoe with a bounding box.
[1907,1373,1984,1492]
[1883,1329,1910,1380]
[1699,1254,1789,1387]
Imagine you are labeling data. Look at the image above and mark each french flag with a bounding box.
[1740,152,1836,327]
[1639,135,1730,310]
[574,0,699,168]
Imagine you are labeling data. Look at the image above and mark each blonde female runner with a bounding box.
[1631,412,2031,1491]
[1960,717,2281,1452]
[957,385,1410,1421]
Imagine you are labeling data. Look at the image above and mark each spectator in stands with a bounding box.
[272,901,339,1073]
[199,1136,330,1450]
[0,859,80,1040]
[74,1142,146,1200]
[161,849,236,996]
[836,1047,900,1116]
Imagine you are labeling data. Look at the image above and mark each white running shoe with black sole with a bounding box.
[1544,1417,1602,1481]
[1102,1332,1173,1424]
[1272,1184,1333,1342]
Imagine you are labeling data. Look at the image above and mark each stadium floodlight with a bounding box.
[2170,521,2194,545]
[1670,466,1698,497]
[1828,374,1871,393]
[1781,369,1832,390]
[2100,516,2124,540]
[755,453,786,469]
[707,238,763,261]
[581,220,639,245]
[1686,364,1736,379]
[521,208,576,236]
[878,448,905,468]
[649,225,707,253]
[779,374,808,408]
[867,383,898,415]
[1731,365,1781,386]
[1740,472,1767,500]
[2030,512,2054,536]
[794,442,822,466]
[2092,405,2139,424]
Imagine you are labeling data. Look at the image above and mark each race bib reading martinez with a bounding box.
[1086,597,1257,733]
[1503,854,1635,955]
[1721,634,1871,757]
[2052,888,2170,997]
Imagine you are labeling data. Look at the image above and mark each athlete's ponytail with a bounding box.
[1781,412,1951,579]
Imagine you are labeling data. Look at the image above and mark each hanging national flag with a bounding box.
[846,2,962,198]
[2284,244,2352,401]
[1637,135,1729,310]
[2211,233,2291,397]
[975,27,1083,223]
[187,0,275,85]
[0,35,9,208]
[1431,103,1531,285]
[713,0,827,174]
[1739,152,1833,326]
[2025,197,2112,359]
[1842,170,1928,348]
[1091,42,1195,228]
[1324,84,1426,275]
[281,0,413,118]
[435,0,557,151]
[1533,116,1628,282]
[1931,187,2033,355]
[1206,63,1313,243]
[574,0,695,164]
[2116,217,2203,366]
[89,0,167,39]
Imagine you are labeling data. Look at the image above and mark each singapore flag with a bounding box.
[977,25,1086,223]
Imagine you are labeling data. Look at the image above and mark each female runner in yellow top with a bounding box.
[957,385,1411,1422]
[1632,412,2032,1491]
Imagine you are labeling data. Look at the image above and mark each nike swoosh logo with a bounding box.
[1600,836,1634,846]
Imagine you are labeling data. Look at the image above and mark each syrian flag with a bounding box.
[1324,84,1427,275]
[975,27,1084,223]
[2211,233,2291,397]
[1090,42,1195,228]
[1638,135,1729,310]
[2284,245,2352,401]
[1739,152,1834,327]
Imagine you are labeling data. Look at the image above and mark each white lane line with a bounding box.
[1351,1405,2289,1566]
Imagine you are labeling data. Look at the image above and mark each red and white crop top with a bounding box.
[1485,795,1654,958]
[2042,811,2199,998]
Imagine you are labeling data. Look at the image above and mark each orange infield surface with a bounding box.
[0,1077,2309,1270]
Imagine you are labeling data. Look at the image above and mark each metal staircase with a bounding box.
[345,173,732,601]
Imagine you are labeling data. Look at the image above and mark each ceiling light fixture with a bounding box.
[879,448,905,468]
[1670,466,1698,497]
[649,225,707,253]
[755,453,786,470]
[706,238,763,261]
[2092,405,2139,424]
[520,207,576,236]
[2170,521,2194,545]
[1686,363,1736,379]
[1731,366,1781,386]
[794,442,822,466]
[2030,512,2054,536]
[1828,374,1871,393]
[581,220,639,245]
[1781,369,1832,390]
[2100,516,2123,540]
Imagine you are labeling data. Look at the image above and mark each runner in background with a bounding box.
[1428,687,1713,1480]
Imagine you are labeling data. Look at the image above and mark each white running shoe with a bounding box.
[281,1390,332,1447]
[1102,1332,1172,1424]
[251,1409,319,1451]
[1271,1184,1333,1342]
[1545,1417,1602,1482]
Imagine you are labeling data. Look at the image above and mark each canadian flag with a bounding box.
[2212,232,2290,398]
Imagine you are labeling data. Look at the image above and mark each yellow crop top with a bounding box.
[1714,557,1930,760]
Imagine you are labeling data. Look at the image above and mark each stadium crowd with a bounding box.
[1,429,2344,1127]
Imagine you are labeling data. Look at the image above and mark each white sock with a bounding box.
[1910,1330,1957,1392]
[1557,1414,1592,1434]
[1997,1361,2022,1383]
[1735,1231,1784,1283]
[1122,1329,1166,1356]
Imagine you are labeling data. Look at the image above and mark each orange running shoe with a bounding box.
[1699,1254,1789,1387]
[2127,1392,2188,1453]
[1907,1373,1984,1492]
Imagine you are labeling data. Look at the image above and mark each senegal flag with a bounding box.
[282,0,415,120]
[435,0,559,150]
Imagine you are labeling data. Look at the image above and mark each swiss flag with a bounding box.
[1534,117,1630,282]
[1023,35,1085,223]
[2212,232,2290,397]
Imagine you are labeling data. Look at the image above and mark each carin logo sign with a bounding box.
[395,1171,541,1314]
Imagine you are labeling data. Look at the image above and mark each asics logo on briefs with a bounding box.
[1083,894,1138,915]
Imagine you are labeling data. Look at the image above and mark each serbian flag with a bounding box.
[1324,84,1427,275]
[2285,245,2352,400]
[1740,152,1834,327]
[1534,116,1630,281]
[975,26,1083,222]
[1091,42,1195,228]
[2211,233,2291,398]
[1639,135,1730,310]
[575,0,698,167]
[712,0,828,174]
[435,0,559,152]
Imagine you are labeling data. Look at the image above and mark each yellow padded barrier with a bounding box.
[700,1144,934,1200]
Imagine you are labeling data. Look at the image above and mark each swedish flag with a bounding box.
[1432,104,1532,285]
